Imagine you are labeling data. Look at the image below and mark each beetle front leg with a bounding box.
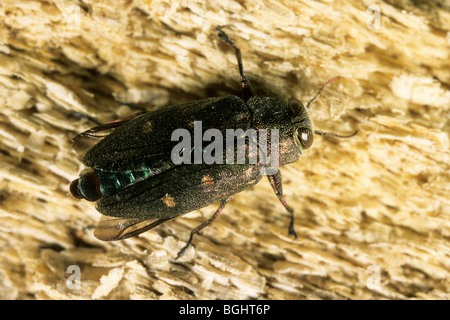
[267,172,298,239]
[216,27,254,102]
[175,195,234,260]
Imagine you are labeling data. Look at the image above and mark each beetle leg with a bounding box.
[267,172,298,239]
[175,195,234,260]
[216,27,254,102]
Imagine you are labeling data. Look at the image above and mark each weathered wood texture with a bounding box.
[0,0,449,299]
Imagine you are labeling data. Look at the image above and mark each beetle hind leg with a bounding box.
[175,195,234,260]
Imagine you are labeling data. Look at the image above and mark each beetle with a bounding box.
[70,28,356,259]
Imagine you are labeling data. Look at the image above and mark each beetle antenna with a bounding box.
[314,130,358,138]
[305,76,341,110]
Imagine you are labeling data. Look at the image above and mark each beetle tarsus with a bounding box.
[288,216,298,239]
[175,233,194,260]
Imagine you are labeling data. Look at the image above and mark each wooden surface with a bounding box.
[0,0,449,299]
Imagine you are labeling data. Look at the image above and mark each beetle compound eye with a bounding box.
[288,99,305,118]
[296,128,313,149]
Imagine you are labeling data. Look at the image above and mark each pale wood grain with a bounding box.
[0,0,449,299]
